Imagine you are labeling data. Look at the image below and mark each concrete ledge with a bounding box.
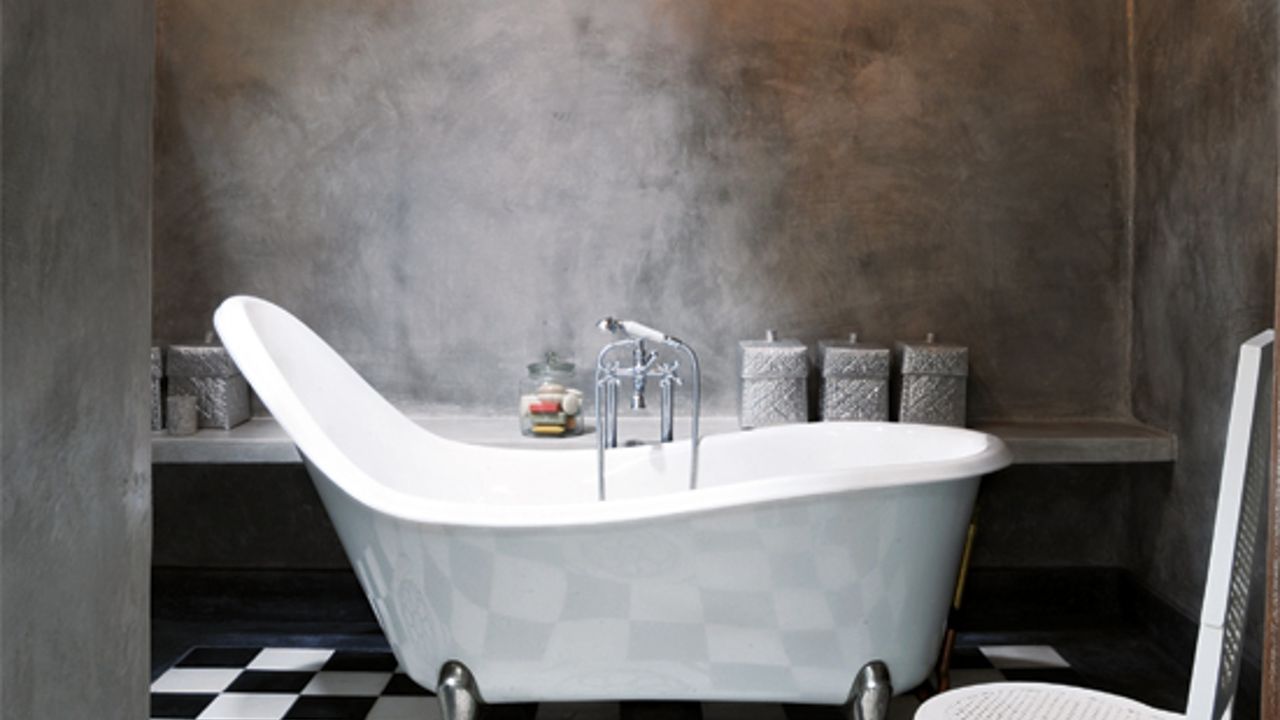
[973,419,1176,464]
[151,416,742,464]
[153,415,1174,465]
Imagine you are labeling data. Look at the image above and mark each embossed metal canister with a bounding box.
[738,330,809,429]
[818,334,890,421]
[166,344,251,429]
[896,334,968,427]
[151,346,165,431]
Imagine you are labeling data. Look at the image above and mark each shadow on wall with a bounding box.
[154,0,1131,418]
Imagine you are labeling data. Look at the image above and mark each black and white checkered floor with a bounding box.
[151,644,1082,719]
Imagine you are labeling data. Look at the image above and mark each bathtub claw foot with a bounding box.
[438,661,482,720]
[844,660,892,720]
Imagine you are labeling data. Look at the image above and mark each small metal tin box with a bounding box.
[150,346,165,431]
[165,395,198,436]
[166,344,251,430]
[818,333,890,421]
[738,330,809,429]
[896,334,968,427]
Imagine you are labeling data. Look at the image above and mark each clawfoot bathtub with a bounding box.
[213,296,1011,720]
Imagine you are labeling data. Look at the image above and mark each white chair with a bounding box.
[915,329,1274,720]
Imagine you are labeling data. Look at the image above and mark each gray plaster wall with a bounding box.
[155,0,1132,419]
[0,0,154,715]
[1130,0,1277,617]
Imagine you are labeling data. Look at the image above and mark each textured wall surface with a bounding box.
[0,0,154,715]
[155,0,1131,418]
[152,0,1280,634]
[1131,0,1277,617]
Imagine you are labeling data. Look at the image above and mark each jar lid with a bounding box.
[528,352,575,377]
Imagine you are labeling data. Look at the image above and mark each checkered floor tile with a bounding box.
[151,645,1082,719]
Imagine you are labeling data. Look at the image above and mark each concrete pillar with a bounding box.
[0,0,154,716]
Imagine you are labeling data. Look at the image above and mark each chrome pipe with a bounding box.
[595,373,606,501]
[605,378,618,448]
[666,339,700,491]
[660,377,675,443]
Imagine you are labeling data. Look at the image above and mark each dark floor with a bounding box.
[152,568,1256,719]
[152,621,1202,719]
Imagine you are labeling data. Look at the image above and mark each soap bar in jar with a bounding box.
[519,353,584,437]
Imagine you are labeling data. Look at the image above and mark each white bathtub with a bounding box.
[213,296,1012,716]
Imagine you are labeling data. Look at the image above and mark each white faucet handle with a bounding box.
[598,316,673,343]
[617,319,669,344]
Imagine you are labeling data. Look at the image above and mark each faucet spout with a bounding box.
[596,317,622,335]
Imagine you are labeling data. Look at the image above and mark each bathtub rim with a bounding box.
[302,443,1005,531]
[215,295,1012,529]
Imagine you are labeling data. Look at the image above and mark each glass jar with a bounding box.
[519,352,584,437]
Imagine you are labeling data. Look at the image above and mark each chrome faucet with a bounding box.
[594,317,701,500]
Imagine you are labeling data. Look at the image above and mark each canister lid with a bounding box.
[166,344,241,378]
[818,333,890,377]
[739,330,808,379]
[897,334,968,376]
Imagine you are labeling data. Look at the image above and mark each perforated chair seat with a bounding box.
[915,682,1182,720]
[918,330,1273,720]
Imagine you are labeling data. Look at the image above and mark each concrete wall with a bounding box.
[155,0,1132,419]
[1130,0,1277,616]
[151,0,1280,634]
[0,0,154,715]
